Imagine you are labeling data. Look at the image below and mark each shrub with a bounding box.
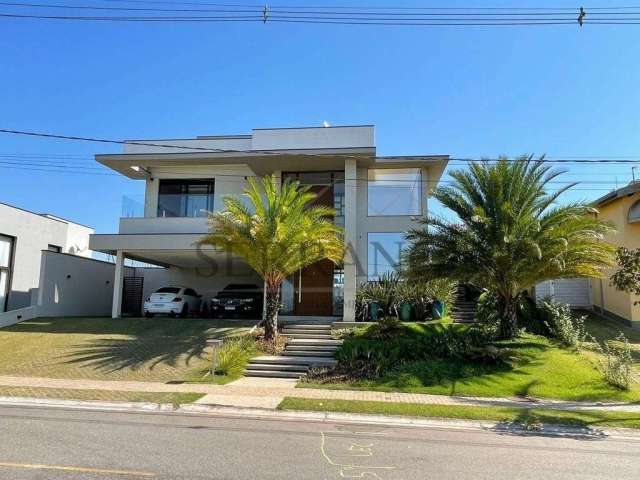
[214,335,258,377]
[355,273,457,322]
[331,324,498,379]
[593,333,635,390]
[475,291,501,336]
[537,299,587,348]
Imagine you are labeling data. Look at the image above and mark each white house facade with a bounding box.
[0,202,93,312]
[89,125,449,321]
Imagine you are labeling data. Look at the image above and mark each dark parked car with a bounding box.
[210,284,263,319]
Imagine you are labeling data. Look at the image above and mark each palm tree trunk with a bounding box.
[263,283,281,342]
[498,295,518,340]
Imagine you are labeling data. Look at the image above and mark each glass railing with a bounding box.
[121,195,145,218]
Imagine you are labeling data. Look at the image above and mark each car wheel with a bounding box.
[144,311,154,318]
[180,304,189,318]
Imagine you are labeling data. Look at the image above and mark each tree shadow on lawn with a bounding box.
[51,318,255,376]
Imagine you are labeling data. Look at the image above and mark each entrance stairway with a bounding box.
[451,285,479,324]
[245,323,341,379]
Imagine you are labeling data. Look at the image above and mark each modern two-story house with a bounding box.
[89,125,449,321]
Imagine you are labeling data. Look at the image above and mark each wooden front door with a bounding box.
[292,183,335,316]
[293,259,335,316]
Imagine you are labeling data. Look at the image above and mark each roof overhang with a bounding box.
[593,182,640,207]
[96,148,376,179]
[96,149,449,181]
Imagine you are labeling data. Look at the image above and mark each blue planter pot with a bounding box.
[432,300,445,319]
[369,302,380,321]
[399,301,412,321]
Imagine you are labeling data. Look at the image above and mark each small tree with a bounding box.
[200,175,344,342]
[610,247,640,303]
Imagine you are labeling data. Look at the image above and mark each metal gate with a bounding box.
[122,276,144,316]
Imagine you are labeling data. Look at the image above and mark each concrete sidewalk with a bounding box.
[0,374,638,413]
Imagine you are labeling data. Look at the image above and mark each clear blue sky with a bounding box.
[1,0,639,234]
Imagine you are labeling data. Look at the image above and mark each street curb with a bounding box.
[0,395,639,440]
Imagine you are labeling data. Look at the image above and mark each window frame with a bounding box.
[367,168,423,217]
[157,178,215,218]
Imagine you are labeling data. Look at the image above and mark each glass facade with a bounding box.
[367,232,406,280]
[283,171,345,217]
[157,179,215,218]
[367,168,422,216]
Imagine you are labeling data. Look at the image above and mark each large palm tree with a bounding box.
[200,175,344,341]
[405,157,615,339]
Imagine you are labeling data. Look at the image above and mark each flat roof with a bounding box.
[0,201,93,229]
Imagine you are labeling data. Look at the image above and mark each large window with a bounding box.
[157,179,215,218]
[0,234,14,312]
[283,171,345,216]
[368,168,422,216]
[367,232,407,280]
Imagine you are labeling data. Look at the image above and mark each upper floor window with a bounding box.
[157,179,215,218]
[368,168,422,216]
[283,171,345,216]
[629,200,640,223]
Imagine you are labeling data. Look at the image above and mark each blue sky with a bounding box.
[1,0,639,233]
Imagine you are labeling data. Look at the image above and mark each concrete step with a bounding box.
[282,324,332,330]
[280,316,339,325]
[246,363,309,372]
[245,369,303,379]
[289,338,342,346]
[283,333,334,339]
[282,327,332,334]
[251,355,336,365]
[283,350,335,358]
[285,344,339,352]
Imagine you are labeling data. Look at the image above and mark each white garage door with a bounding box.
[535,278,591,308]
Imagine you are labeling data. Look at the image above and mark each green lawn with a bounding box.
[0,386,204,405]
[278,397,640,430]
[0,316,257,384]
[301,320,640,402]
[583,312,640,373]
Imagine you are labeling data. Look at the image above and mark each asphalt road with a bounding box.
[0,404,637,479]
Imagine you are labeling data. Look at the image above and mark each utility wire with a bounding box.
[7,128,640,165]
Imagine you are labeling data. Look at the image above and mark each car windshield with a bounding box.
[156,287,181,294]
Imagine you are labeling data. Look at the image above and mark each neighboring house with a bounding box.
[534,278,592,308]
[89,125,449,320]
[591,181,640,327]
[0,202,93,312]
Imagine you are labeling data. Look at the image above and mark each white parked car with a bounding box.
[144,286,201,318]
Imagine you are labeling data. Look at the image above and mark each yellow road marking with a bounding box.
[0,461,155,477]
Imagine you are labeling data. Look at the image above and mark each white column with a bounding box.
[343,159,358,322]
[273,170,282,191]
[111,251,125,319]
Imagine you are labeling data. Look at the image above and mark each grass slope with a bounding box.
[279,397,640,430]
[0,317,256,383]
[301,321,640,402]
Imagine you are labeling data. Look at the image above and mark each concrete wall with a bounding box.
[36,251,134,317]
[0,204,93,311]
[122,126,374,155]
[141,165,253,223]
[591,192,640,326]
[251,126,374,150]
